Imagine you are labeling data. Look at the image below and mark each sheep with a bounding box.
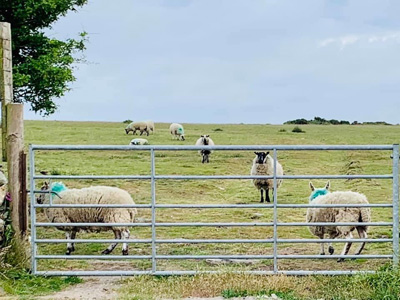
[145,120,155,134]
[36,182,137,256]
[169,123,185,141]
[195,135,215,163]
[306,181,371,262]
[129,138,149,145]
[250,152,283,203]
[125,121,149,136]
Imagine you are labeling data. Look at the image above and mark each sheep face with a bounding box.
[36,181,50,204]
[125,128,130,134]
[253,152,270,164]
[309,181,330,202]
[201,135,210,145]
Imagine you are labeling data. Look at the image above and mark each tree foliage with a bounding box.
[0,0,88,115]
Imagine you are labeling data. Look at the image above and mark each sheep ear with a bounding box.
[266,151,270,156]
[325,181,330,190]
[206,135,209,137]
[254,152,259,155]
[309,182,315,191]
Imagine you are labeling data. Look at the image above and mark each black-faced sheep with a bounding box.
[37,182,137,256]
[250,152,283,203]
[307,181,371,262]
[195,135,215,163]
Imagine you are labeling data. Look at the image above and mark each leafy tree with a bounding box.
[0,0,88,115]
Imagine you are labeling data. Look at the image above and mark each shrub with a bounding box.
[123,120,132,124]
[292,126,305,133]
[213,128,223,132]
[279,129,287,132]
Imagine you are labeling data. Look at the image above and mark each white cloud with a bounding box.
[319,32,400,49]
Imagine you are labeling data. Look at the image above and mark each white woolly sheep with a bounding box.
[145,120,155,134]
[169,123,185,141]
[129,138,149,145]
[307,181,371,262]
[125,121,149,136]
[250,152,283,203]
[195,135,215,163]
[37,182,137,255]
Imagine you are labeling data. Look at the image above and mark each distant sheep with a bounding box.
[125,121,149,136]
[37,182,137,255]
[250,152,283,203]
[169,123,185,141]
[306,181,371,262]
[129,138,149,145]
[145,120,155,134]
[195,135,215,163]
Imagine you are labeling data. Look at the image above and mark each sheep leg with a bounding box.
[260,189,264,203]
[65,231,76,255]
[353,227,367,257]
[122,229,130,255]
[328,232,339,255]
[102,229,121,255]
[265,189,270,203]
[337,232,353,262]
[319,236,325,255]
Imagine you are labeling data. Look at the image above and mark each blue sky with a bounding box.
[24,0,400,124]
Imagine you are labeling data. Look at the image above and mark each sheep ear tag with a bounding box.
[309,188,329,202]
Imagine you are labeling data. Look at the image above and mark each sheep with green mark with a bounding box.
[170,123,185,141]
[36,182,137,256]
[307,181,371,262]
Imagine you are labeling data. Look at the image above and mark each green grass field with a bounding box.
[2,120,400,298]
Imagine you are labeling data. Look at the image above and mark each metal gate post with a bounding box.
[29,145,37,274]
[273,149,278,273]
[392,144,399,268]
[151,149,157,273]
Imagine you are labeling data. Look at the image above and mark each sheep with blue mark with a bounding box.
[306,181,371,262]
[36,181,137,256]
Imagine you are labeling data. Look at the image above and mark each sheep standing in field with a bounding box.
[251,152,283,203]
[195,135,215,163]
[145,120,155,134]
[169,123,185,141]
[129,138,149,145]
[36,182,137,255]
[125,121,149,136]
[306,181,371,262]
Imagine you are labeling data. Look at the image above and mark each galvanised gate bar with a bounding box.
[29,144,399,276]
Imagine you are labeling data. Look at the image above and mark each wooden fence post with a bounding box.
[0,22,13,162]
[6,104,27,236]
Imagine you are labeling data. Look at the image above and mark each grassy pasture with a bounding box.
[2,120,400,298]
[23,121,400,274]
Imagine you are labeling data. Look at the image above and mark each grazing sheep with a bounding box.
[125,121,149,136]
[306,181,371,262]
[129,138,149,145]
[195,135,215,163]
[37,182,137,255]
[250,152,283,203]
[145,120,155,134]
[169,123,185,141]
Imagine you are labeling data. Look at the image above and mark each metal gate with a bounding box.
[29,144,399,276]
